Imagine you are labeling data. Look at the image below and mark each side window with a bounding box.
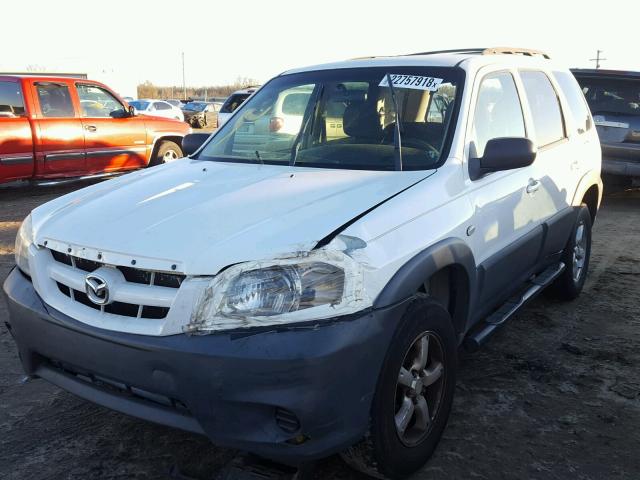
[76,84,126,118]
[282,93,311,115]
[36,83,75,118]
[473,72,526,157]
[520,71,565,147]
[553,71,592,134]
[0,81,26,117]
[155,102,171,111]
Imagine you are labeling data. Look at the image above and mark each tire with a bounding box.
[341,295,457,479]
[547,205,592,300]
[150,140,182,167]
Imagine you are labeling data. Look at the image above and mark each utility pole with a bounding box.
[590,50,606,69]
[182,52,186,100]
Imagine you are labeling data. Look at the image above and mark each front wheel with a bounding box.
[342,295,457,479]
[150,140,182,166]
[547,205,592,300]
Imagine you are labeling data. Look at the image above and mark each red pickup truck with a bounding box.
[0,75,191,184]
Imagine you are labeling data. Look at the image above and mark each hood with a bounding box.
[32,160,432,275]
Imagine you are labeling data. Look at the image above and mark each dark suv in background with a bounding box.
[573,69,640,179]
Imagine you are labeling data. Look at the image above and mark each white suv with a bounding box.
[5,48,602,479]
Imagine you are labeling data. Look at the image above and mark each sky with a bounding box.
[2,0,638,96]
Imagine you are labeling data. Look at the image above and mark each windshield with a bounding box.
[185,102,207,111]
[196,67,461,171]
[129,100,149,110]
[578,76,640,117]
[220,93,251,113]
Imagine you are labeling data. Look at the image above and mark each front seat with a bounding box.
[342,101,383,143]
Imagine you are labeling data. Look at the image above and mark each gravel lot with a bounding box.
[1,180,638,480]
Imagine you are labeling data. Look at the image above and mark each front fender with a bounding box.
[373,238,477,333]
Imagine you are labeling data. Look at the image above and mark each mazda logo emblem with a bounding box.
[85,274,110,305]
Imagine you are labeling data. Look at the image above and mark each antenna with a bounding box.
[590,50,606,69]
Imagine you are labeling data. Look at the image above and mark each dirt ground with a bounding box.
[0,181,638,480]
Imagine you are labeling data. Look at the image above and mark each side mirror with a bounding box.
[182,133,210,156]
[469,137,537,180]
[128,105,136,117]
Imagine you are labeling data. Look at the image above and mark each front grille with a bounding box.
[47,358,190,413]
[50,249,184,320]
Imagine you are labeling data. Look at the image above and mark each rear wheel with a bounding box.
[150,140,182,166]
[547,205,592,300]
[341,295,457,479]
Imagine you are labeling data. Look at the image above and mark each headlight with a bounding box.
[188,250,371,332]
[14,214,33,276]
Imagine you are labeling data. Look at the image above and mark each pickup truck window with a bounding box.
[76,84,126,118]
[36,83,75,118]
[0,81,25,117]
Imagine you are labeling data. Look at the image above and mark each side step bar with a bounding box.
[464,262,565,352]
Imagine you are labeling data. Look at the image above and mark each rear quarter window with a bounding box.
[554,71,592,134]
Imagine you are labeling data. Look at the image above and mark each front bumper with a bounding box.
[3,268,406,463]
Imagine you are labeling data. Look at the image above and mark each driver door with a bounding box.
[465,69,544,313]
[75,83,147,173]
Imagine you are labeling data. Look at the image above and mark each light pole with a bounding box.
[182,52,186,100]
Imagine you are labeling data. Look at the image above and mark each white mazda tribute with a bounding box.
[5,47,602,479]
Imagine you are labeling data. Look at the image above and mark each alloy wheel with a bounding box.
[572,221,587,282]
[395,331,446,447]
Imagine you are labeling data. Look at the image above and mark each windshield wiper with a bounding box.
[385,73,403,171]
[290,84,324,166]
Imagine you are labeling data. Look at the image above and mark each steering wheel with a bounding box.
[381,123,439,156]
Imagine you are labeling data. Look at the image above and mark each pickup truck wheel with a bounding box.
[151,141,182,166]
[341,295,457,479]
[547,205,592,300]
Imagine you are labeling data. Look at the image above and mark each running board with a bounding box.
[0,171,123,189]
[464,262,565,352]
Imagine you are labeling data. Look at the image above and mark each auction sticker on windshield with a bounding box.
[379,74,443,91]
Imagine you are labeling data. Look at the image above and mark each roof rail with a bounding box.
[406,47,550,59]
[481,47,551,59]
[407,48,486,56]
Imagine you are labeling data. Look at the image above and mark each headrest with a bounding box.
[343,102,382,140]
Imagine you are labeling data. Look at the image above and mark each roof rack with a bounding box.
[482,47,551,59]
[407,48,486,56]
[406,47,551,60]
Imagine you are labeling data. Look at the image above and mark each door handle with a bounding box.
[84,125,97,132]
[526,179,541,194]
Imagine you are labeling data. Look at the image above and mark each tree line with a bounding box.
[137,77,259,101]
